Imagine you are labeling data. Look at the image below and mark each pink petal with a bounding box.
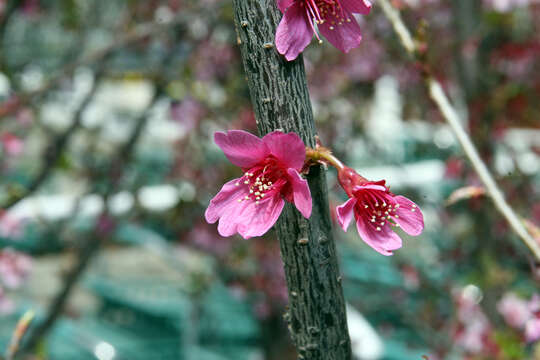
[236,195,285,239]
[341,0,372,15]
[277,0,294,12]
[262,131,306,170]
[287,168,312,218]
[354,183,387,192]
[529,294,540,313]
[393,196,424,236]
[208,180,285,239]
[205,178,249,224]
[319,11,362,53]
[336,197,357,231]
[275,3,313,61]
[356,218,402,256]
[525,318,540,343]
[214,130,269,168]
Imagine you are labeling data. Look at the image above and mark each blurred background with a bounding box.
[0,0,539,359]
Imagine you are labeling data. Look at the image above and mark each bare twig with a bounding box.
[15,85,163,357]
[1,68,103,210]
[4,310,35,360]
[377,0,540,261]
[0,12,184,119]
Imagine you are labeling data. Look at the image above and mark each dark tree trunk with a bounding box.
[232,1,352,359]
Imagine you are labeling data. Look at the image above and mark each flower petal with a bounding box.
[287,168,312,218]
[214,130,269,168]
[393,196,424,236]
[341,0,372,15]
[236,195,285,239]
[336,197,357,231]
[263,131,306,170]
[356,218,402,256]
[354,183,387,192]
[525,318,540,343]
[275,3,313,61]
[319,11,362,53]
[205,178,249,224]
[277,0,294,12]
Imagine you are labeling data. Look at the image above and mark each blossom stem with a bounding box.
[306,147,345,171]
[378,0,540,262]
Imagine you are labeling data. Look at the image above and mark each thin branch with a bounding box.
[4,310,35,360]
[377,0,416,55]
[377,0,540,261]
[0,12,184,119]
[15,86,163,357]
[1,68,103,210]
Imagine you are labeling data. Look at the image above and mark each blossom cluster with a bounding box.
[453,286,495,355]
[206,130,424,255]
[498,292,540,343]
[206,1,422,254]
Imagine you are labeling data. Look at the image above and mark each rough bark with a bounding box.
[232,1,352,359]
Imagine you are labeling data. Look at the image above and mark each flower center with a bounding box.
[235,158,286,205]
[304,0,352,32]
[354,190,401,232]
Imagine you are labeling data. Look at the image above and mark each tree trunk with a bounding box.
[232,1,352,359]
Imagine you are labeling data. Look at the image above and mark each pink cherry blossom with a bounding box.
[275,0,372,61]
[525,318,540,343]
[0,248,32,289]
[335,167,424,255]
[497,292,540,343]
[497,292,531,329]
[453,286,494,354]
[0,210,23,238]
[205,130,312,239]
[0,133,24,156]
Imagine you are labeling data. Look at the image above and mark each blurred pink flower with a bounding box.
[529,294,540,312]
[188,223,232,256]
[0,210,23,238]
[497,292,540,343]
[22,0,40,15]
[205,130,311,239]
[0,248,32,289]
[453,286,494,354]
[0,133,24,156]
[497,292,530,328]
[275,0,371,61]
[170,97,205,133]
[525,318,540,343]
[193,40,235,81]
[336,167,424,255]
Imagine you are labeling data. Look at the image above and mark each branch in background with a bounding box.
[0,0,21,43]
[232,1,351,359]
[15,84,164,358]
[4,310,34,360]
[0,10,185,119]
[0,68,103,210]
[377,0,540,262]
